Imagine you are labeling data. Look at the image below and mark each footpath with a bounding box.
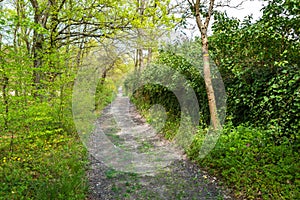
[87,89,231,200]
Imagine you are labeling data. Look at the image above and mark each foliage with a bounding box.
[125,45,209,127]
[95,79,117,111]
[187,123,300,199]
[1,0,164,198]
[1,0,299,199]
[210,3,299,144]
[188,1,299,199]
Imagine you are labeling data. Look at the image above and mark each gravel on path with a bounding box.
[87,89,233,200]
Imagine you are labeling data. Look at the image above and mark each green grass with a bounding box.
[137,141,154,153]
[0,142,88,200]
[0,82,119,199]
[0,103,88,200]
[187,123,300,199]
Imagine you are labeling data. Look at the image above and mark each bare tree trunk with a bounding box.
[138,48,144,71]
[76,24,88,69]
[30,0,47,97]
[147,47,152,65]
[13,0,20,97]
[0,34,9,130]
[76,41,84,69]
[2,76,9,130]
[32,29,43,90]
[201,35,220,130]
[194,0,220,130]
[136,0,145,72]
[134,49,139,71]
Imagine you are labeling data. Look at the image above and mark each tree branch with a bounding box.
[195,0,205,34]
[204,0,215,29]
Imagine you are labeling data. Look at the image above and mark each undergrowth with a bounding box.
[0,81,116,199]
[187,122,299,199]
[0,102,88,199]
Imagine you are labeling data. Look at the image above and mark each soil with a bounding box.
[87,89,233,200]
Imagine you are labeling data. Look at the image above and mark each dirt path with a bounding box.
[87,88,231,200]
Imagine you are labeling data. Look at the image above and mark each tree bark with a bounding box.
[30,0,47,96]
[136,0,145,72]
[138,48,144,71]
[194,0,220,130]
[0,34,9,130]
[134,49,139,71]
[147,47,152,65]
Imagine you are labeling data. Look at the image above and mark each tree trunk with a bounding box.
[134,49,139,71]
[201,35,220,130]
[100,68,107,86]
[136,0,145,72]
[76,24,88,69]
[194,0,220,130]
[0,34,9,130]
[32,29,43,90]
[138,48,144,71]
[30,0,47,97]
[147,47,152,65]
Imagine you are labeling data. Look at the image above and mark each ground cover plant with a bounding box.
[0,101,89,199]
[0,78,117,199]
[188,123,299,199]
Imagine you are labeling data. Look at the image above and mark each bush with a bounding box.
[210,11,300,144]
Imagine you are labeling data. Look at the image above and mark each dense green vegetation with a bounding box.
[0,0,142,198]
[0,45,117,199]
[0,47,119,199]
[1,0,299,199]
[127,0,299,199]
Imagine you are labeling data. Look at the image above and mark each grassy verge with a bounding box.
[187,123,299,199]
[0,102,88,200]
[0,82,118,199]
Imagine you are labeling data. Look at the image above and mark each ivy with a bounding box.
[210,5,299,144]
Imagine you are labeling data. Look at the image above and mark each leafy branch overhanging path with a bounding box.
[87,88,232,199]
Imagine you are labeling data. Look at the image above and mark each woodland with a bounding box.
[0,0,299,199]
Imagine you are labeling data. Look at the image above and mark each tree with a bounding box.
[187,0,220,130]
[130,0,178,72]
[184,0,245,130]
